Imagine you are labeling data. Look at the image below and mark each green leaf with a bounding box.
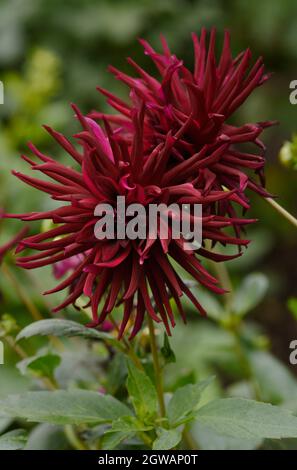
[111,415,152,433]
[0,415,12,434]
[17,353,61,379]
[192,422,262,450]
[102,415,152,450]
[25,424,70,450]
[101,431,135,450]
[0,313,18,338]
[184,287,224,321]
[196,398,297,439]
[168,322,234,380]
[153,428,182,450]
[17,319,117,346]
[167,377,214,427]
[0,429,27,450]
[0,390,132,425]
[126,361,158,423]
[249,351,297,404]
[161,334,176,364]
[231,273,269,316]
[227,381,254,400]
[0,365,30,399]
[53,343,102,388]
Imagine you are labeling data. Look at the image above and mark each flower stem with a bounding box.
[139,431,153,448]
[147,316,166,418]
[211,258,233,309]
[266,197,297,229]
[207,253,261,401]
[183,428,199,450]
[64,425,89,450]
[1,263,43,321]
[109,314,144,371]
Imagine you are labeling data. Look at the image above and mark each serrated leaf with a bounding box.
[126,361,158,423]
[0,429,27,450]
[231,273,268,316]
[0,390,132,425]
[153,428,182,450]
[196,398,297,439]
[16,319,118,346]
[167,376,214,427]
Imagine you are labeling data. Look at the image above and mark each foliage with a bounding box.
[0,271,296,451]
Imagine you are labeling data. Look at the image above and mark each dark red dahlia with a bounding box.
[0,225,29,264]
[90,28,275,235]
[6,103,253,338]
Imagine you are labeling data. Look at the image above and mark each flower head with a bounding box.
[90,28,275,235]
[7,99,252,338]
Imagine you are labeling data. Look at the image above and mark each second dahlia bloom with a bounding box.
[6,103,252,338]
[90,29,275,234]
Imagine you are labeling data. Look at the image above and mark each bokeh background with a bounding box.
[0,0,297,433]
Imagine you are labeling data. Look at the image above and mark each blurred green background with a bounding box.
[0,0,297,374]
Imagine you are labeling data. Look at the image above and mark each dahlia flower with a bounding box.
[90,28,275,235]
[6,103,253,338]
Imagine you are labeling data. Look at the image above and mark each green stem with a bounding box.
[64,425,89,450]
[4,335,57,391]
[2,263,65,352]
[232,333,262,401]
[147,316,166,419]
[109,314,144,371]
[139,431,153,448]
[266,197,297,229]
[183,428,199,450]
